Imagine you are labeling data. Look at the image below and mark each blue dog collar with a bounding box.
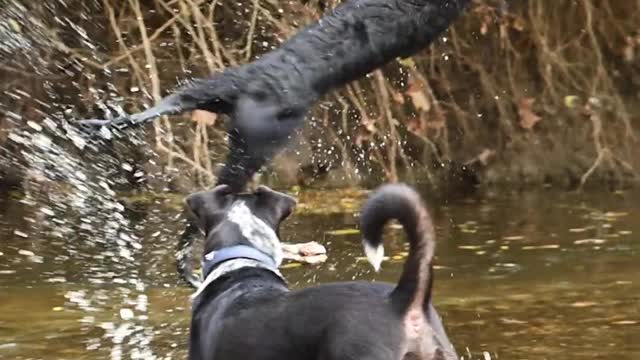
[202,245,277,278]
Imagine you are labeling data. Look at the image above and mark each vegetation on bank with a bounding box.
[1,0,639,192]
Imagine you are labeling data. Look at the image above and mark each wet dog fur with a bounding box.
[184,183,457,360]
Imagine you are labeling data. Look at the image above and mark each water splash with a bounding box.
[0,0,164,356]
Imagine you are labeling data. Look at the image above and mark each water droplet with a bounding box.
[27,121,43,132]
[14,230,29,238]
[18,249,35,256]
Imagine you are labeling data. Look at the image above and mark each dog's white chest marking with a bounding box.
[226,200,283,267]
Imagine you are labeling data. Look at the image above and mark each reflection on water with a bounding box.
[1,188,639,359]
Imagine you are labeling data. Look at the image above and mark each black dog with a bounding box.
[183,183,457,360]
[79,0,471,192]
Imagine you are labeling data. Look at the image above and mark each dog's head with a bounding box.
[184,184,297,267]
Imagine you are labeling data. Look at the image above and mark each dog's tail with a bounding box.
[360,183,436,313]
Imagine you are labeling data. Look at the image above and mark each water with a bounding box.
[0,187,638,359]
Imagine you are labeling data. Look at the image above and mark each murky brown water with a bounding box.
[0,188,638,359]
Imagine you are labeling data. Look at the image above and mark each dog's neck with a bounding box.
[192,246,283,300]
[202,245,277,278]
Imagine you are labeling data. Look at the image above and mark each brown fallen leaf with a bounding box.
[406,114,426,136]
[406,79,431,112]
[192,110,217,126]
[480,14,491,35]
[511,16,526,32]
[517,97,542,130]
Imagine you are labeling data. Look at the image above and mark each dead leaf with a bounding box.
[517,97,542,130]
[480,15,491,35]
[406,80,431,112]
[511,16,526,32]
[360,115,377,133]
[406,115,426,135]
[192,110,217,126]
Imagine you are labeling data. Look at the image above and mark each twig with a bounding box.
[243,0,261,62]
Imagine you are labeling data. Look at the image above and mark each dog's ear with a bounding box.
[255,185,297,223]
[184,184,233,233]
